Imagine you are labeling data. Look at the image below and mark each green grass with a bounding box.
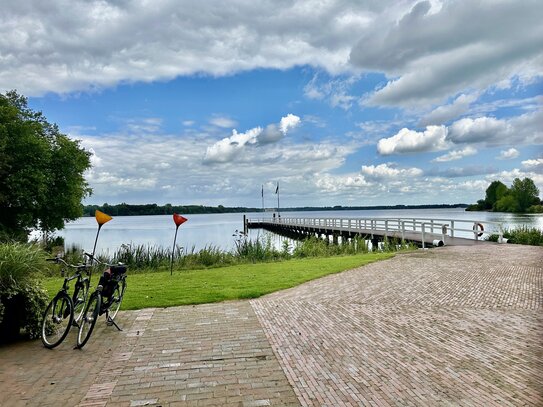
[42,252,394,309]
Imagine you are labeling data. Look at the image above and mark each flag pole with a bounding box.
[171,213,188,276]
[277,182,280,217]
[261,184,264,213]
[91,224,103,258]
[170,225,180,276]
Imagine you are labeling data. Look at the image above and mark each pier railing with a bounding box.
[247,217,505,247]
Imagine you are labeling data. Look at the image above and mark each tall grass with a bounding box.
[0,242,51,290]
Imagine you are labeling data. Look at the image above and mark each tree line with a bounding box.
[83,203,469,217]
[83,203,260,216]
[466,178,542,213]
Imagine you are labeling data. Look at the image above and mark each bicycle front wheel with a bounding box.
[41,292,74,349]
[76,291,101,349]
[108,278,126,321]
[73,278,90,324]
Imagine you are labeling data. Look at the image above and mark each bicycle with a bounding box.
[76,253,127,349]
[41,254,92,349]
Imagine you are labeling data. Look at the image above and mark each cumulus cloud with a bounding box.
[203,114,300,163]
[522,158,543,170]
[377,125,449,155]
[432,146,477,162]
[497,148,520,160]
[352,0,543,107]
[380,108,543,156]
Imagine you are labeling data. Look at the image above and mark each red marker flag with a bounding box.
[173,213,188,227]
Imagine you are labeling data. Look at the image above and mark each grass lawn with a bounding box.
[42,252,394,310]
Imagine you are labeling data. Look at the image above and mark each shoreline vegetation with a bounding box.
[83,203,469,217]
[466,178,542,213]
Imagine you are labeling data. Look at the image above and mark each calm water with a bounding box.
[59,208,543,256]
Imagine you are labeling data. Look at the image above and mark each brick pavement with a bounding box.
[252,244,543,406]
[0,244,541,406]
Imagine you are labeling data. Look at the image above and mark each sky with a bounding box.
[2,0,542,208]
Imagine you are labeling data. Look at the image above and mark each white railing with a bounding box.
[247,217,505,247]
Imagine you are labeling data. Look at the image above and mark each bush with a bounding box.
[0,243,50,341]
[487,226,543,246]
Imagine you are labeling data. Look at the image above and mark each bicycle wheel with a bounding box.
[72,278,90,324]
[76,291,101,349]
[108,278,126,321]
[41,292,74,349]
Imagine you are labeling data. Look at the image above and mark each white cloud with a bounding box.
[360,163,423,179]
[377,125,449,155]
[204,114,300,163]
[209,116,237,128]
[497,148,519,160]
[522,158,543,170]
[352,0,543,107]
[448,116,510,143]
[203,127,262,164]
[279,114,301,134]
[432,146,477,162]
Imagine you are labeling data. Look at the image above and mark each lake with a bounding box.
[58,208,543,256]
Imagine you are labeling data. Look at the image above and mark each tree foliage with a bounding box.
[467,178,542,213]
[0,91,92,240]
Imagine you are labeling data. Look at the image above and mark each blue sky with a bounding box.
[2,0,542,207]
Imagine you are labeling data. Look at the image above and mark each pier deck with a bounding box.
[246,216,502,247]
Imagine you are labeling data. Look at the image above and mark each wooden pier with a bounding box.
[245,216,504,247]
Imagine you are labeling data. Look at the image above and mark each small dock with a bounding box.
[245,216,504,247]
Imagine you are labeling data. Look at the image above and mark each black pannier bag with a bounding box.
[98,265,126,298]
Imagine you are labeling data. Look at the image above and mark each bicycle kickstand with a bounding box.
[105,311,123,331]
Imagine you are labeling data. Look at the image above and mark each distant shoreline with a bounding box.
[83,203,468,217]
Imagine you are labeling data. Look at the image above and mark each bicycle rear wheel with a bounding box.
[76,291,101,349]
[73,278,90,324]
[41,292,74,349]
[108,278,126,321]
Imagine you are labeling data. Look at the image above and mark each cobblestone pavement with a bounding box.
[1,244,542,406]
[252,244,543,406]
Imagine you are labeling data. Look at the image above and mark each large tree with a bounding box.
[484,180,508,210]
[0,91,92,241]
[510,177,540,212]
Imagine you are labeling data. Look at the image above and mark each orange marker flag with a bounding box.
[95,210,113,226]
[92,210,113,258]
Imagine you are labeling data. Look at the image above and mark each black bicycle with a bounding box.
[76,253,127,349]
[41,254,91,349]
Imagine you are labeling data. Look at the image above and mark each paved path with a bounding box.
[1,244,542,406]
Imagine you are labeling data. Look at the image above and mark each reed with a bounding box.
[58,232,414,272]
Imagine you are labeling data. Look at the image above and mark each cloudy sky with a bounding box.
[3,0,542,207]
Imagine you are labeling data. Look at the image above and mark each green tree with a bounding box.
[510,177,540,212]
[495,195,520,213]
[485,180,508,210]
[0,91,92,241]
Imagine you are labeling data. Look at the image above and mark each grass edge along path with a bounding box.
[42,252,395,310]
